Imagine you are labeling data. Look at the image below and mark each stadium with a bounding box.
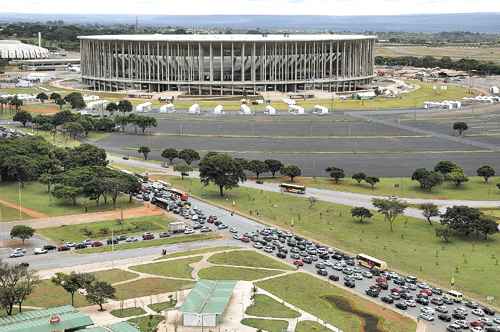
[78,34,376,95]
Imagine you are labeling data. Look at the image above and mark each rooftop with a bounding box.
[0,40,49,60]
[180,280,237,315]
[78,34,376,42]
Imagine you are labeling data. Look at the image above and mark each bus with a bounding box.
[167,188,189,201]
[356,253,388,271]
[444,290,463,303]
[279,183,306,195]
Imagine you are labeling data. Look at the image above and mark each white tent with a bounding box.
[85,100,109,111]
[136,102,152,112]
[312,105,329,115]
[213,105,225,115]
[264,105,277,115]
[188,104,201,114]
[282,98,296,106]
[240,104,252,115]
[288,105,305,115]
[160,103,176,113]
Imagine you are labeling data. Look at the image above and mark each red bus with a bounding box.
[167,188,189,201]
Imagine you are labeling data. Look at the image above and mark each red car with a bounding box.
[376,277,387,284]
[420,289,432,297]
[470,321,484,328]
[240,237,250,243]
[142,233,155,240]
[293,260,304,267]
[91,241,103,247]
[57,245,70,252]
[391,288,401,294]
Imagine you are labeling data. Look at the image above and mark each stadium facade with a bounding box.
[79,34,376,95]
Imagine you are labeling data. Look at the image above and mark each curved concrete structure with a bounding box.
[0,40,49,60]
[79,34,376,95]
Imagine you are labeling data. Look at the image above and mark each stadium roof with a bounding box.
[180,280,236,315]
[78,34,376,42]
[0,305,93,332]
[0,40,49,60]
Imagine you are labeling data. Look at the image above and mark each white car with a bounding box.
[354,273,363,280]
[494,318,500,325]
[470,327,483,332]
[13,248,27,253]
[126,237,139,242]
[405,300,417,307]
[9,251,24,258]
[33,248,48,255]
[472,309,485,317]
[420,307,435,315]
[362,271,373,278]
[184,228,195,235]
[64,242,76,248]
[191,214,199,221]
[229,227,238,233]
[436,305,448,313]
[419,313,434,321]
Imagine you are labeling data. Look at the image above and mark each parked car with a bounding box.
[293,260,304,267]
[91,241,103,247]
[329,274,340,282]
[438,314,452,322]
[43,244,57,251]
[419,313,434,321]
[395,302,408,310]
[33,248,48,255]
[317,269,328,276]
[159,232,171,238]
[381,296,394,304]
[57,245,70,252]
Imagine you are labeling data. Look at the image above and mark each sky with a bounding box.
[3,0,500,16]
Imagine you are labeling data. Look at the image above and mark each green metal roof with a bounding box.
[180,280,236,315]
[0,305,93,332]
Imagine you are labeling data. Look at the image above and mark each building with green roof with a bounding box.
[180,280,236,327]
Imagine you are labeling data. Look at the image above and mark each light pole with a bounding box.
[18,181,22,219]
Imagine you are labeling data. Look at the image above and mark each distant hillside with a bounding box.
[1,13,500,33]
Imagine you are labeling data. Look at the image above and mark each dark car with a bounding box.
[482,307,496,316]
[400,293,413,300]
[75,243,87,250]
[416,297,429,305]
[365,289,379,298]
[303,257,313,264]
[159,232,171,238]
[329,274,340,282]
[142,233,155,240]
[91,241,103,247]
[452,312,466,320]
[107,238,119,245]
[332,253,343,260]
[43,244,57,251]
[317,269,328,277]
[344,280,355,288]
[315,263,325,269]
[395,302,408,310]
[438,314,452,322]
[277,252,287,259]
[377,283,389,290]
[57,245,70,252]
[381,296,394,304]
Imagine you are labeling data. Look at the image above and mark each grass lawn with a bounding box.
[198,266,284,281]
[114,278,194,300]
[295,320,334,332]
[128,315,164,332]
[169,177,500,307]
[38,215,174,243]
[130,256,202,279]
[257,273,416,332]
[208,250,294,271]
[0,203,30,222]
[24,279,89,308]
[91,269,139,284]
[155,246,242,260]
[110,307,146,318]
[245,294,300,318]
[241,318,289,332]
[148,300,177,313]
[482,208,500,222]
[0,181,139,217]
[76,233,220,254]
[14,127,82,148]
[264,175,500,201]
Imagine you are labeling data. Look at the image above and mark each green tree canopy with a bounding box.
[138,146,151,160]
[372,198,408,232]
[247,160,269,180]
[161,148,178,165]
[351,207,373,223]
[280,165,302,183]
[352,172,367,184]
[13,111,32,127]
[179,149,200,165]
[10,225,35,244]
[326,166,345,183]
[264,159,283,177]
[476,165,495,183]
[199,153,246,196]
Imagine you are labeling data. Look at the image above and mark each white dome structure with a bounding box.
[0,40,49,60]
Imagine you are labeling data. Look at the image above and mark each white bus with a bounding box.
[444,290,463,303]
[356,253,388,271]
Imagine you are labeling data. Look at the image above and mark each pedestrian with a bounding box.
[162,249,166,256]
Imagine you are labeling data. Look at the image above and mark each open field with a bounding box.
[91,269,139,284]
[245,294,300,318]
[24,279,89,308]
[76,233,220,254]
[130,256,201,279]
[257,273,417,332]
[38,215,174,243]
[23,103,61,114]
[114,278,194,300]
[241,318,289,332]
[296,321,334,332]
[155,246,241,260]
[128,315,164,332]
[0,181,139,217]
[197,266,284,281]
[111,307,146,318]
[0,203,29,222]
[168,176,500,307]
[208,250,295,271]
[268,175,500,200]
[148,300,176,313]
[377,45,500,65]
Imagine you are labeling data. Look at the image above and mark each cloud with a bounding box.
[2,0,500,15]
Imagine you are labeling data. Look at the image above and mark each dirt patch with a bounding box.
[0,198,48,218]
[321,295,382,332]
[24,103,60,114]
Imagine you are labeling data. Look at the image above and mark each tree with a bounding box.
[372,198,408,232]
[132,115,157,134]
[64,144,108,169]
[64,92,86,110]
[52,110,77,126]
[114,115,129,132]
[434,161,458,175]
[9,96,23,111]
[78,117,94,136]
[161,148,178,165]
[0,262,39,315]
[138,146,151,160]
[117,100,133,113]
[247,160,269,180]
[49,92,61,101]
[352,172,367,184]
[453,122,468,136]
[199,153,246,197]
[179,149,200,165]
[445,167,468,187]
[55,97,66,110]
[411,168,443,191]
[419,203,440,226]
[10,225,35,244]
[51,272,87,306]
[351,207,373,223]
[85,280,116,311]
[441,206,480,237]
[365,176,380,190]
[234,158,249,171]
[105,102,118,114]
[2,155,39,187]
[477,165,495,183]
[63,122,85,139]
[280,165,301,183]
[36,92,48,103]
[474,216,498,240]
[13,111,32,127]
[52,184,81,205]
[435,226,451,243]
[326,166,345,183]
[174,164,193,180]
[264,159,283,177]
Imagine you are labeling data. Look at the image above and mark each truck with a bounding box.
[169,222,186,234]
